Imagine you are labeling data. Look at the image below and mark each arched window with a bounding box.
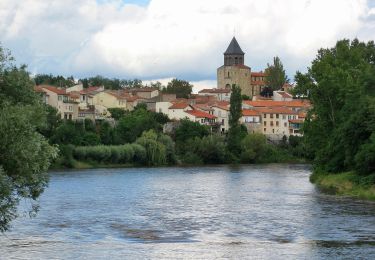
[235,57,238,65]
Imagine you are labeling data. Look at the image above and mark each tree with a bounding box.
[0,45,58,232]
[162,78,193,98]
[174,119,209,152]
[136,130,167,166]
[294,39,375,176]
[227,84,246,157]
[263,56,289,96]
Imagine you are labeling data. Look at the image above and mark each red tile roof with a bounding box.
[251,71,267,77]
[243,100,311,108]
[169,102,191,109]
[256,107,298,115]
[242,109,261,116]
[185,109,216,119]
[80,86,102,94]
[40,85,67,95]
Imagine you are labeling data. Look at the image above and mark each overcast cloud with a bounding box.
[1,0,374,90]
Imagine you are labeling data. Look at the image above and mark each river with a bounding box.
[1,164,374,259]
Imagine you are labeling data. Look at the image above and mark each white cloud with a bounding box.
[0,0,373,81]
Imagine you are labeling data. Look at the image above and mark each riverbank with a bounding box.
[50,157,308,170]
[310,171,375,201]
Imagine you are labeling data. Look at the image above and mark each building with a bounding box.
[198,88,231,101]
[250,71,267,97]
[35,85,79,120]
[217,37,252,96]
[241,109,262,134]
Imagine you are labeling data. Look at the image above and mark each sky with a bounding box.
[1,0,375,91]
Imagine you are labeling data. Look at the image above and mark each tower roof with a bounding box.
[224,37,244,55]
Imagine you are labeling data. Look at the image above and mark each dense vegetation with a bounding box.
[294,39,375,196]
[295,39,374,177]
[0,46,58,232]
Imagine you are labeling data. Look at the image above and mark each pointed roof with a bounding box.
[224,37,244,55]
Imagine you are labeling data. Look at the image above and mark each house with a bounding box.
[273,91,293,101]
[143,93,176,111]
[184,109,217,126]
[241,109,262,134]
[36,85,79,120]
[250,71,267,97]
[211,105,230,133]
[257,107,299,141]
[125,87,159,99]
[198,88,231,101]
[90,90,140,111]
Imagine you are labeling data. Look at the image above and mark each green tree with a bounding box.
[162,78,193,98]
[263,56,289,96]
[227,84,246,157]
[108,108,127,120]
[0,45,58,232]
[174,119,209,153]
[294,39,375,176]
[136,130,166,166]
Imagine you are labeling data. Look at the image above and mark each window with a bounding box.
[276,121,279,126]
[270,114,274,119]
[263,114,267,118]
[276,114,279,119]
[283,115,286,120]
[270,121,274,126]
[272,129,275,133]
[228,72,230,78]
[264,128,266,132]
[264,121,267,126]
[284,122,287,127]
[222,119,225,124]
[58,96,62,101]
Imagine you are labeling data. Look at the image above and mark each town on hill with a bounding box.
[34,37,310,143]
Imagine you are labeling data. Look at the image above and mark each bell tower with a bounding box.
[217,37,252,96]
[224,37,245,66]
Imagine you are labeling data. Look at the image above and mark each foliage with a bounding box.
[115,106,165,144]
[0,45,58,232]
[181,135,226,164]
[34,74,75,88]
[263,56,289,96]
[241,94,251,100]
[161,78,193,98]
[240,133,268,163]
[136,130,167,166]
[227,84,246,157]
[174,119,209,153]
[108,108,126,120]
[73,144,147,165]
[294,39,375,176]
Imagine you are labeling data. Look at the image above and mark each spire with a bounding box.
[224,37,244,55]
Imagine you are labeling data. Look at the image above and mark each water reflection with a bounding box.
[1,165,374,259]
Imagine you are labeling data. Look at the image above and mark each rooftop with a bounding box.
[185,109,217,119]
[224,37,245,55]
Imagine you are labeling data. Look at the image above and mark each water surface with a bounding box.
[1,165,374,259]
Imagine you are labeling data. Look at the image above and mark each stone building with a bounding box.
[217,37,252,96]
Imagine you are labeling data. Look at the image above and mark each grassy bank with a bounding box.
[310,171,375,201]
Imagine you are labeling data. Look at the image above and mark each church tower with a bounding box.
[217,37,252,96]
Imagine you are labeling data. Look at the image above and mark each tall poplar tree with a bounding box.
[227,84,246,157]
